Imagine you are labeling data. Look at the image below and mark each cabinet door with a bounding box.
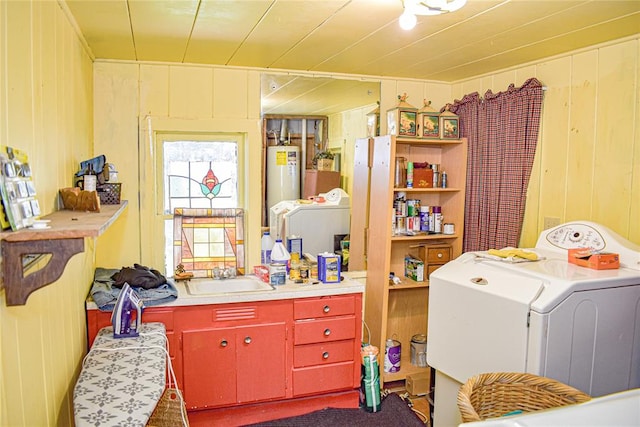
[183,328,237,409]
[236,322,287,403]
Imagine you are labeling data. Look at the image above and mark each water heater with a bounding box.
[267,145,300,210]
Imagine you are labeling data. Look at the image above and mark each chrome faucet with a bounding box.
[213,267,236,279]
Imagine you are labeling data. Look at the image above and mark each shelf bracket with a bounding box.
[2,238,84,306]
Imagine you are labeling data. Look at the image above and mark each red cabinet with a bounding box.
[292,294,363,397]
[86,292,363,415]
[176,300,293,410]
[183,322,287,409]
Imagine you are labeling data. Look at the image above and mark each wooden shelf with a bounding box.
[383,359,430,383]
[1,201,128,306]
[394,187,460,193]
[388,277,429,291]
[0,202,128,242]
[391,233,459,241]
[395,137,463,147]
[365,135,467,387]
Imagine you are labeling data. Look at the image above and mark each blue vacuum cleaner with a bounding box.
[111,283,144,338]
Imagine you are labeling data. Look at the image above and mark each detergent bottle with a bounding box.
[271,239,291,272]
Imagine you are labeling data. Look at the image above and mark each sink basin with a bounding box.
[184,276,275,295]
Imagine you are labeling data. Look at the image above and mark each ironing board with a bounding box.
[73,322,167,427]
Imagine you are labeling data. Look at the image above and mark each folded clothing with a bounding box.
[91,267,178,311]
[111,263,167,289]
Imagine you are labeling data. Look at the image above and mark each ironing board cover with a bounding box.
[73,322,166,427]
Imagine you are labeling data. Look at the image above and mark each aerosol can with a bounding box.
[111,283,144,338]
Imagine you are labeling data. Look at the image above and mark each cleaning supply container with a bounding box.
[271,238,291,272]
[261,231,274,265]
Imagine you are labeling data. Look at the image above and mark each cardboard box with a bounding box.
[406,370,431,396]
[404,255,424,282]
[568,248,619,270]
[413,168,433,188]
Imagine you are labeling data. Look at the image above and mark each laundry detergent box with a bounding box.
[318,252,341,283]
[568,248,619,270]
[404,255,424,282]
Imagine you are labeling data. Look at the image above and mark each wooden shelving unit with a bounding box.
[364,135,467,385]
[1,202,128,305]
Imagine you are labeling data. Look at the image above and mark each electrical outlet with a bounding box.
[544,216,561,230]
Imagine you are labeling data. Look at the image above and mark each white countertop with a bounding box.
[86,272,366,310]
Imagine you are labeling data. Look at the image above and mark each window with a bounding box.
[162,140,238,212]
[159,135,242,276]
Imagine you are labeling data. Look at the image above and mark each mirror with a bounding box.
[260,73,380,266]
[261,73,380,116]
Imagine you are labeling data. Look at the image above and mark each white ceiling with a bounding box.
[64,0,640,115]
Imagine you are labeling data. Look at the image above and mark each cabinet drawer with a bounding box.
[292,361,356,396]
[294,339,355,368]
[294,295,356,320]
[426,246,452,264]
[294,316,356,345]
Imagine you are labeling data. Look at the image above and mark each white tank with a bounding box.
[267,145,300,210]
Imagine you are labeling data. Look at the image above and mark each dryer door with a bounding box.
[427,255,544,384]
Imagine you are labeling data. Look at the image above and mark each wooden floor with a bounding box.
[385,381,432,425]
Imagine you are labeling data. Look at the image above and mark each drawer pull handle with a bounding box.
[323,305,330,313]
[220,340,228,347]
[324,328,331,336]
[437,253,443,258]
[244,336,252,344]
[323,351,330,359]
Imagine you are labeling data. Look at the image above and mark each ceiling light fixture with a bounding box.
[399,0,467,30]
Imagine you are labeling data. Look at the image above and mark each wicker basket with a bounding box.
[146,388,189,427]
[96,182,121,205]
[457,372,591,422]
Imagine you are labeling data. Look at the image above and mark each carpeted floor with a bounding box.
[244,392,425,426]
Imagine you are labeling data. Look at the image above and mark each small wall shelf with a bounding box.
[1,201,128,306]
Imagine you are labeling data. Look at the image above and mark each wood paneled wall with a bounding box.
[451,36,640,247]
[0,1,95,425]
[93,63,262,270]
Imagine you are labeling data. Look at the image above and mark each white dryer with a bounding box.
[426,221,640,427]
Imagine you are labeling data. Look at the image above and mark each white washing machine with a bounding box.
[426,221,640,427]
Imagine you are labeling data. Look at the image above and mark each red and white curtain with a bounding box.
[449,78,544,252]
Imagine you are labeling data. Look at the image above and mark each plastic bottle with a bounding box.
[271,238,291,272]
[261,232,274,265]
[406,161,414,188]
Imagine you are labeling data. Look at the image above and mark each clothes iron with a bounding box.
[111,283,144,338]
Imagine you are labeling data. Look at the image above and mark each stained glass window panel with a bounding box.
[163,140,238,213]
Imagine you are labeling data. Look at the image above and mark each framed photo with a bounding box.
[441,117,459,139]
[421,115,440,138]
